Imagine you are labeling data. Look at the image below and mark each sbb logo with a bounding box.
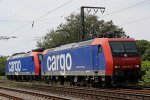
[47,53,72,75]
[8,61,21,72]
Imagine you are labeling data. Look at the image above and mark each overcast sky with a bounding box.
[0,0,150,56]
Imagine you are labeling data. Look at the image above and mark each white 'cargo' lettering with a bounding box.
[47,53,72,75]
[8,60,21,72]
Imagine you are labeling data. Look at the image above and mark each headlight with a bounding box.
[135,65,140,68]
[115,66,120,69]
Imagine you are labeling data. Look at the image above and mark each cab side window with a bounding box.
[98,45,103,53]
[38,54,43,64]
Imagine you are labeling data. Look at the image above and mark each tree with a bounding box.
[0,56,7,76]
[136,40,150,60]
[136,40,150,84]
[136,40,150,55]
[37,13,126,49]
[142,49,150,61]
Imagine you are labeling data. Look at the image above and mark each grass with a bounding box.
[0,76,7,80]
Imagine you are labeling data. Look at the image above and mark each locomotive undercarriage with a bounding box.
[41,75,112,87]
[40,71,141,87]
[6,71,141,87]
[112,70,142,87]
[6,75,41,81]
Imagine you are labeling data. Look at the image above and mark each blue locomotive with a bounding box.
[6,52,42,80]
[6,38,141,87]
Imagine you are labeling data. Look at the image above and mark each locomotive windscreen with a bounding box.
[109,41,139,57]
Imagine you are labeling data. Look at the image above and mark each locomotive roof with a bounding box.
[43,38,135,54]
[108,38,135,41]
[44,39,93,54]
[7,52,32,60]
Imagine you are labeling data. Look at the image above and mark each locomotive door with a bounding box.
[92,45,99,71]
[92,45,105,73]
[98,45,106,74]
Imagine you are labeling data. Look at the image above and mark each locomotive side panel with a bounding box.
[92,38,113,76]
[42,45,106,76]
[6,56,35,75]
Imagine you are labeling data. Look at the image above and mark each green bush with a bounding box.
[141,61,150,71]
[140,61,150,85]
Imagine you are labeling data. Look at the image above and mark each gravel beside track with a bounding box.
[0,92,23,100]
[0,86,77,100]
[26,84,150,100]
[0,97,9,100]
[0,80,150,100]
[0,88,48,100]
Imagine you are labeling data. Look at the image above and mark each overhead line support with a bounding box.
[80,6,105,41]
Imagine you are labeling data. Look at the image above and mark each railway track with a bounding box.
[0,86,71,100]
[1,80,150,100]
[32,85,150,100]
[142,86,150,90]
[12,83,149,100]
[0,92,24,100]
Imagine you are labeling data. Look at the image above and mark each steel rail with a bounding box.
[31,84,150,100]
[0,92,24,100]
[0,86,70,100]
[1,80,150,99]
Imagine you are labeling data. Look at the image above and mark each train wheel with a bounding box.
[104,76,112,88]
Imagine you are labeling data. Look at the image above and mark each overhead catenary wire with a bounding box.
[3,0,150,47]
[0,0,39,24]
[11,15,150,49]
[11,0,40,18]
[0,0,39,23]
[6,0,147,37]
[120,16,150,26]
[1,0,150,56]
[6,23,31,36]
[10,8,79,38]
[102,0,150,17]
[5,0,74,36]
[33,0,74,22]
[0,19,31,23]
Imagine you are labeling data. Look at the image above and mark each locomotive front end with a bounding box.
[109,39,141,86]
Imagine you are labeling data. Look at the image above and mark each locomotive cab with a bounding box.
[109,39,141,86]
